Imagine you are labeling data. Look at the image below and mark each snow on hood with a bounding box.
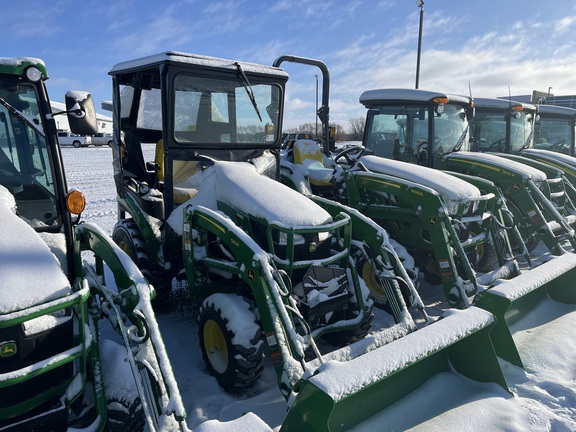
[168,161,332,234]
[359,155,481,201]
[521,148,576,168]
[446,152,547,181]
[0,185,71,315]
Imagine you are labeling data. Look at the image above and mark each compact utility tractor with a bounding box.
[276,56,576,369]
[106,51,510,431]
[470,97,576,241]
[278,59,525,310]
[0,58,187,431]
[356,88,576,365]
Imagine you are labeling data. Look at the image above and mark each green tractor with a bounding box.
[356,88,576,366]
[106,51,509,431]
[276,56,576,369]
[470,98,576,237]
[278,59,525,311]
[0,58,187,431]
[361,91,576,256]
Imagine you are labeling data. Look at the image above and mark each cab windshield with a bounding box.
[364,102,469,164]
[535,117,573,154]
[472,109,534,153]
[0,83,60,229]
[172,74,281,145]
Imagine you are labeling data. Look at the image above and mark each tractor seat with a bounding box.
[155,139,199,204]
[292,139,333,187]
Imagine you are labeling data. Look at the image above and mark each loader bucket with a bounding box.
[475,252,576,368]
[280,307,508,432]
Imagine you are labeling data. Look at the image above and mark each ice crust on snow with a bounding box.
[168,161,332,234]
[0,186,71,314]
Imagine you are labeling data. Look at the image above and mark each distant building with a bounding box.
[504,90,576,108]
[50,101,113,133]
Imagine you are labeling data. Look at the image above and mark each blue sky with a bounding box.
[3,0,576,131]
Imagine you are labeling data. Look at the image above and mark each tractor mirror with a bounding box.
[65,91,98,136]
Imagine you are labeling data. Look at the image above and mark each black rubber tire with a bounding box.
[73,140,81,148]
[106,397,145,432]
[112,219,172,302]
[198,295,264,392]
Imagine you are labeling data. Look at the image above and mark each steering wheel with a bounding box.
[487,138,505,152]
[334,145,365,166]
[547,139,567,152]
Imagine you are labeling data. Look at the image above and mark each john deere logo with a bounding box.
[0,342,17,358]
[309,242,317,253]
[428,217,437,226]
[247,269,255,281]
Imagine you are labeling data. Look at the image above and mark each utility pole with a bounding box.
[415,0,424,89]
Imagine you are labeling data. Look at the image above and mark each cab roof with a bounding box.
[109,51,289,80]
[537,104,576,118]
[360,88,471,108]
[0,57,48,80]
[474,97,537,112]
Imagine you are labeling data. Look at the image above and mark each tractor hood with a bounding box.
[168,161,332,235]
[359,155,481,212]
[0,186,71,315]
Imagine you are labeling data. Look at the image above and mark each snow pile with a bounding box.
[0,185,71,315]
[168,161,332,233]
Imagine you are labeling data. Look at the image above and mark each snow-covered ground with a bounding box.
[61,146,576,431]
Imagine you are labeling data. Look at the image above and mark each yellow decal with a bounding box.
[247,269,255,281]
[197,213,226,233]
[428,217,437,226]
[0,342,17,358]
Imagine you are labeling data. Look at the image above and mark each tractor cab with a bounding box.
[109,51,287,221]
[469,97,538,154]
[360,89,473,168]
[0,59,97,277]
[533,104,576,155]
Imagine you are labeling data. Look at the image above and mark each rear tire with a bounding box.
[198,294,264,391]
[106,397,145,432]
[112,219,172,302]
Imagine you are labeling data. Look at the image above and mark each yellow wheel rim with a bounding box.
[203,319,228,374]
[361,261,387,303]
[117,240,131,256]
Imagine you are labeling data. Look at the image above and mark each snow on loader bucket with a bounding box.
[105,51,510,430]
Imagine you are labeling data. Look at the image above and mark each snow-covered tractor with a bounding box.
[277,56,576,370]
[0,58,187,431]
[106,51,509,431]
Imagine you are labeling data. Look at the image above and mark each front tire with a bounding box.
[112,219,172,302]
[198,294,264,391]
[73,140,81,148]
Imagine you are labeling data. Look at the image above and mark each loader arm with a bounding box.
[73,222,188,431]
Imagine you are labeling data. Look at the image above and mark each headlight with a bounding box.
[25,66,43,82]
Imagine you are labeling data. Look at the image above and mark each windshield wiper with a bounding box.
[234,62,263,122]
[521,128,534,150]
[452,124,469,152]
[0,97,45,136]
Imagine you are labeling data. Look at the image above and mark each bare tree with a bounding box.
[348,117,365,141]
